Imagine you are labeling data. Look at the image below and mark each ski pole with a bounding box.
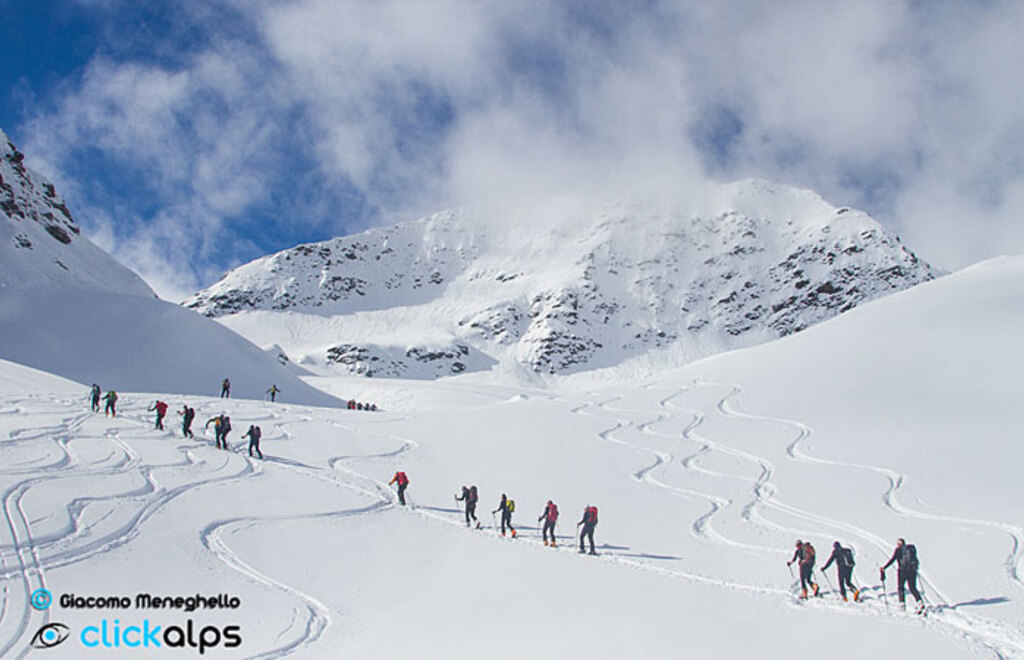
[821,568,835,595]
[879,569,889,611]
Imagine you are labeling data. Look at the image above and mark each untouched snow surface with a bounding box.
[0,256,1021,658]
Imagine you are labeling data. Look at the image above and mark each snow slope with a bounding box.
[0,255,1019,658]
[0,128,339,407]
[187,182,939,378]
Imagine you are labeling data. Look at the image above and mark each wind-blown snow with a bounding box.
[1,255,1020,658]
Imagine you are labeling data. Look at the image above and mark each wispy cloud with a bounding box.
[15,0,1024,299]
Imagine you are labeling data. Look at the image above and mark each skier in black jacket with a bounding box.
[492,494,516,538]
[456,485,481,528]
[881,538,923,611]
[821,541,860,601]
[577,505,598,555]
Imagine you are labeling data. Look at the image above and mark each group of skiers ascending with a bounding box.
[787,537,925,613]
[90,384,118,417]
[395,475,600,555]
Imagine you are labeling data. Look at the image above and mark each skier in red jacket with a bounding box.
[389,471,409,505]
[538,500,559,547]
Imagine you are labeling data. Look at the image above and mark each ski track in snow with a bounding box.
[2,386,1022,658]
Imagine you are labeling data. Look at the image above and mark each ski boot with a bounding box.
[511,529,517,538]
[543,539,549,546]
[800,588,808,600]
[550,540,557,548]
[813,582,820,597]
[853,588,861,602]
[915,601,925,615]
[842,595,848,602]
[501,531,506,537]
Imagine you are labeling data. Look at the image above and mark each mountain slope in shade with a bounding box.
[187,181,939,378]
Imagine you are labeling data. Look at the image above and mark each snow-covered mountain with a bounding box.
[186,181,939,378]
[0,128,153,296]
[0,128,339,406]
[2,254,1021,658]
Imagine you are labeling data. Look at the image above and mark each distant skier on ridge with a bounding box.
[266,385,280,402]
[89,384,101,412]
[221,378,231,398]
[821,541,860,602]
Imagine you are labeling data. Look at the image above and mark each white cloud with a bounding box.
[16,0,1024,295]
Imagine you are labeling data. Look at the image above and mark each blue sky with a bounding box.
[4,0,1024,300]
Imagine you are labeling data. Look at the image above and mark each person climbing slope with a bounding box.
[821,541,860,602]
[577,505,598,555]
[90,384,101,412]
[538,500,559,547]
[148,400,168,430]
[221,378,231,398]
[390,471,410,505]
[787,540,820,599]
[880,537,924,613]
[492,494,517,538]
[103,390,118,417]
[179,405,195,438]
[242,424,263,459]
[266,385,280,402]
[456,485,481,528]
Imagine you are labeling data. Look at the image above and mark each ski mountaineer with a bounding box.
[577,505,598,554]
[492,494,517,538]
[389,471,409,505]
[221,378,231,398]
[89,384,101,412]
[179,405,195,438]
[538,500,559,547]
[266,385,280,402]
[220,415,232,449]
[787,540,820,599]
[242,425,263,459]
[821,541,860,602]
[103,390,118,417]
[456,486,481,528]
[205,414,230,450]
[148,400,168,430]
[880,538,924,612]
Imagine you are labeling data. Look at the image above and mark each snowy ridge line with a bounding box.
[707,381,1024,659]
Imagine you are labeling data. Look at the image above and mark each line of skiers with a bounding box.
[397,476,600,554]
[787,537,925,612]
[347,400,378,411]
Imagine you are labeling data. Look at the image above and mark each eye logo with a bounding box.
[30,589,52,610]
[31,623,70,649]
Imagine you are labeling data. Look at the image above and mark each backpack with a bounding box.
[469,486,478,503]
[548,503,559,521]
[586,506,598,525]
[902,544,919,571]
[396,472,408,486]
[222,417,232,433]
[506,499,515,513]
[841,547,855,568]
[803,543,816,563]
